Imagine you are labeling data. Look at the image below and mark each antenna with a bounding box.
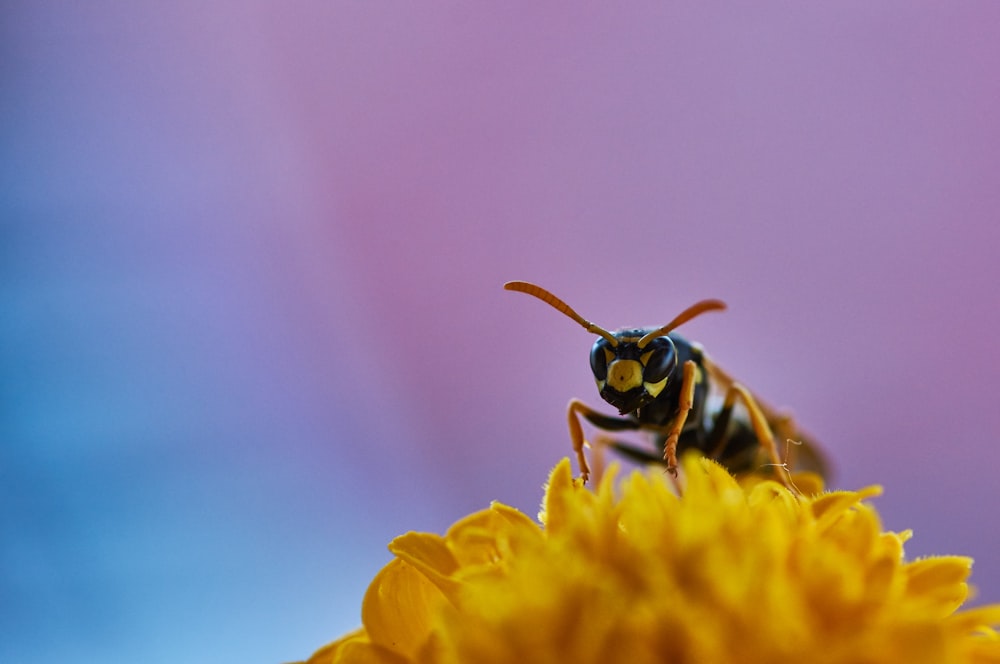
[636,299,727,348]
[504,280,619,346]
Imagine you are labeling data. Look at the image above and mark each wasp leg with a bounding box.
[710,383,792,488]
[579,409,645,433]
[588,433,649,485]
[590,434,683,493]
[704,356,796,438]
[661,360,699,477]
[589,433,610,485]
[568,398,642,483]
[589,434,665,465]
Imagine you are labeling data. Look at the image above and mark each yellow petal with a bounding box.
[301,459,1000,664]
[294,629,410,664]
[539,457,587,534]
[361,558,443,660]
[388,532,461,600]
[444,502,541,569]
[906,556,974,615]
[907,556,973,592]
[293,628,364,664]
[948,605,1000,634]
[811,486,882,528]
[327,640,410,664]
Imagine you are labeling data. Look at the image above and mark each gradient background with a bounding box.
[3,3,1000,662]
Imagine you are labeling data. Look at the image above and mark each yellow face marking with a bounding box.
[643,376,668,398]
[606,359,643,393]
[603,347,615,365]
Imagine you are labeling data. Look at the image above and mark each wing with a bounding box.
[702,353,832,480]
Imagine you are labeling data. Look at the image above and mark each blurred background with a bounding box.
[3,2,999,661]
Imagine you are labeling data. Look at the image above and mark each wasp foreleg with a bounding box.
[661,360,699,477]
[567,398,642,483]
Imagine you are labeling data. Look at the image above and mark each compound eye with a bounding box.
[641,339,676,384]
[590,339,612,381]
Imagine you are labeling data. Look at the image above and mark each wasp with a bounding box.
[504,280,827,486]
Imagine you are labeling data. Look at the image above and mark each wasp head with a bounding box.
[590,332,677,415]
[503,280,724,415]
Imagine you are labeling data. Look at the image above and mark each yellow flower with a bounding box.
[297,458,1000,664]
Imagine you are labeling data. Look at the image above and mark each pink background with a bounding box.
[4,3,1000,661]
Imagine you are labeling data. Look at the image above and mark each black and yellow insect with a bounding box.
[504,280,827,485]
